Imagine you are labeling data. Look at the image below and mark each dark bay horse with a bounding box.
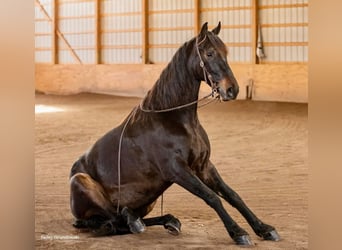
[69,22,280,246]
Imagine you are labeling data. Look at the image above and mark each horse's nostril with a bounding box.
[227,87,234,98]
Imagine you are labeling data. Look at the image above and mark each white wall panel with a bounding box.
[149,30,193,45]
[35,35,52,48]
[228,47,251,63]
[102,0,142,14]
[35,21,52,33]
[149,13,194,28]
[58,50,74,63]
[58,34,95,47]
[201,0,251,8]
[102,15,142,30]
[102,32,142,46]
[35,51,52,63]
[149,0,194,10]
[59,2,95,17]
[58,18,95,33]
[102,49,142,63]
[149,48,178,63]
[75,49,95,63]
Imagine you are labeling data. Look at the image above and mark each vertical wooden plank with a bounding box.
[142,0,149,64]
[95,0,101,64]
[194,0,200,35]
[53,0,58,64]
[251,0,258,64]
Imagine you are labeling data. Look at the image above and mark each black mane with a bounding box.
[142,38,199,111]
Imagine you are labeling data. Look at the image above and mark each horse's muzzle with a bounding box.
[218,84,239,101]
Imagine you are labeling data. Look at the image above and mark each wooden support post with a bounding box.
[53,0,58,64]
[142,0,149,64]
[194,0,200,35]
[251,0,259,64]
[95,0,101,64]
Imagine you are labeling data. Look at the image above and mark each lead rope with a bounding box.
[117,34,218,216]
[116,107,138,214]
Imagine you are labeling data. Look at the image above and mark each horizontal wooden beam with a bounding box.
[59,0,94,4]
[149,9,193,14]
[261,23,308,28]
[58,46,94,50]
[148,26,193,32]
[260,3,308,9]
[148,44,180,48]
[56,30,94,35]
[59,45,143,50]
[101,12,141,17]
[35,18,50,22]
[35,47,52,51]
[102,45,142,49]
[225,42,253,47]
[35,32,53,36]
[58,15,95,20]
[210,24,251,30]
[148,42,252,49]
[201,6,252,12]
[259,61,307,65]
[263,42,308,46]
[102,28,141,33]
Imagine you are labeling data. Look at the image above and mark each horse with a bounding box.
[69,22,280,246]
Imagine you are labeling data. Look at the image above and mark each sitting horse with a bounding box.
[69,22,280,246]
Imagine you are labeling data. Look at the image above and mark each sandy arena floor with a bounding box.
[35,93,308,249]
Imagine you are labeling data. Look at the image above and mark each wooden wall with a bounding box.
[35,63,307,103]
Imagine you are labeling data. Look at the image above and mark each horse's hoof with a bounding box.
[262,230,280,241]
[164,217,181,236]
[234,235,254,246]
[121,207,146,234]
[165,221,181,236]
[128,217,146,234]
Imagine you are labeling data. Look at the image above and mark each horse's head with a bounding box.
[193,22,239,101]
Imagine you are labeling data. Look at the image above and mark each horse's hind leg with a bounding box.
[121,206,181,235]
[201,161,280,241]
[70,173,127,235]
[143,214,182,235]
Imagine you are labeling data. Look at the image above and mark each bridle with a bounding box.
[139,34,220,113]
[195,34,219,97]
[116,34,220,214]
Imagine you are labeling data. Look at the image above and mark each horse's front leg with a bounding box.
[170,159,253,245]
[200,161,280,241]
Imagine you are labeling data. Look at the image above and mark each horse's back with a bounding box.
[69,124,122,180]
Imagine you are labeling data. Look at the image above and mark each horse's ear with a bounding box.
[212,22,221,35]
[199,22,208,37]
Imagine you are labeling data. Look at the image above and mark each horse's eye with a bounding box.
[207,51,213,57]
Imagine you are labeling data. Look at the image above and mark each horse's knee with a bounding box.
[206,193,222,208]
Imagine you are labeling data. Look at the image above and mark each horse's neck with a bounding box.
[143,48,201,113]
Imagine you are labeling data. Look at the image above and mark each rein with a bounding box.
[116,34,218,215]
